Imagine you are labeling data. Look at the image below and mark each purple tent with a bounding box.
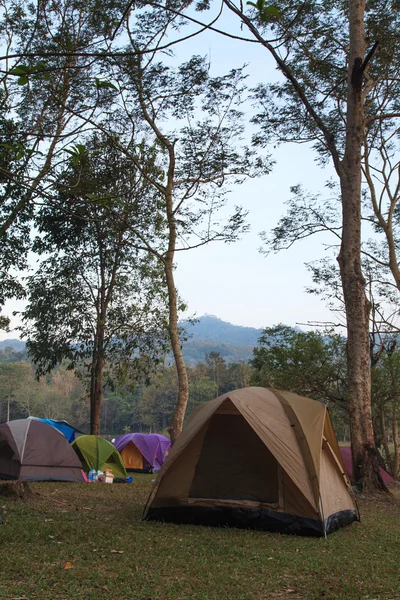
[340,446,394,484]
[113,433,171,473]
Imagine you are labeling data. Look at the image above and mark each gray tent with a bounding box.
[0,419,84,482]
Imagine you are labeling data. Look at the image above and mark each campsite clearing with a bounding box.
[0,477,399,600]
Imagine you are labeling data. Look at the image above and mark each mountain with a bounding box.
[0,315,263,364]
[0,338,26,351]
[181,315,263,364]
[182,315,263,346]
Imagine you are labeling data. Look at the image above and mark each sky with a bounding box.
[0,6,341,340]
[159,7,340,331]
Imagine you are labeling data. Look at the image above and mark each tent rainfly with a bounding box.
[144,387,359,536]
[339,446,393,485]
[28,416,84,443]
[0,419,85,482]
[71,435,127,480]
[114,433,171,473]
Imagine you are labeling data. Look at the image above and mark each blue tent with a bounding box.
[28,417,84,442]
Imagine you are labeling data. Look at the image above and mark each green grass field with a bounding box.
[1,477,399,600]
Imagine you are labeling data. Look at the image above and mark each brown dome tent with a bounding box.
[0,419,84,482]
[144,387,359,536]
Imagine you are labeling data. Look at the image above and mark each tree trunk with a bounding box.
[165,255,189,444]
[90,322,104,436]
[392,406,399,480]
[380,408,395,475]
[337,0,386,492]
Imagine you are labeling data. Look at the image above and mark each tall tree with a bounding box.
[147,0,399,487]
[20,135,171,435]
[98,48,269,441]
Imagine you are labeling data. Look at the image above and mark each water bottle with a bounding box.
[88,468,96,482]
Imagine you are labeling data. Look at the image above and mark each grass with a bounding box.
[0,477,399,600]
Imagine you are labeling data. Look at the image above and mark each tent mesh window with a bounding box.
[189,414,279,503]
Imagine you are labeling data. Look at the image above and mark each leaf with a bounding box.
[246,1,280,20]
[35,60,48,71]
[63,561,73,569]
[9,65,30,76]
[94,77,118,91]
[110,549,124,554]
[75,143,87,155]
[17,75,29,86]
[0,143,18,151]
[260,5,281,20]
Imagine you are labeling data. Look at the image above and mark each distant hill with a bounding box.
[181,315,263,364]
[0,315,263,364]
[182,315,263,345]
[0,338,26,351]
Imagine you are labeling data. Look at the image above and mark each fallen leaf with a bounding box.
[268,557,273,560]
[286,590,295,594]
[63,561,73,570]
[102,586,110,593]
[110,550,124,554]
[49,535,55,539]
[44,518,53,522]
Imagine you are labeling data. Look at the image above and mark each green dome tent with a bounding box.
[71,435,127,480]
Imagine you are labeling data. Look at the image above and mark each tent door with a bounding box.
[189,413,279,504]
[121,442,144,470]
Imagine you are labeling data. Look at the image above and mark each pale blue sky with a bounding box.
[171,10,340,330]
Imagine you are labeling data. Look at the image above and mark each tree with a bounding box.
[1,2,270,443]
[102,49,269,442]
[20,135,171,435]
[205,352,227,397]
[151,0,396,488]
[251,325,347,402]
[0,361,31,421]
[372,346,400,479]
[251,325,350,438]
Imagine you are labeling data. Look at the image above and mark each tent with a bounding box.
[71,435,127,480]
[144,387,359,536]
[28,417,84,442]
[339,446,394,485]
[0,419,85,482]
[114,433,170,473]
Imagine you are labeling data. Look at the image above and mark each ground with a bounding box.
[0,477,399,600]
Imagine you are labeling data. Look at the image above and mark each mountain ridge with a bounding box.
[0,315,264,363]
